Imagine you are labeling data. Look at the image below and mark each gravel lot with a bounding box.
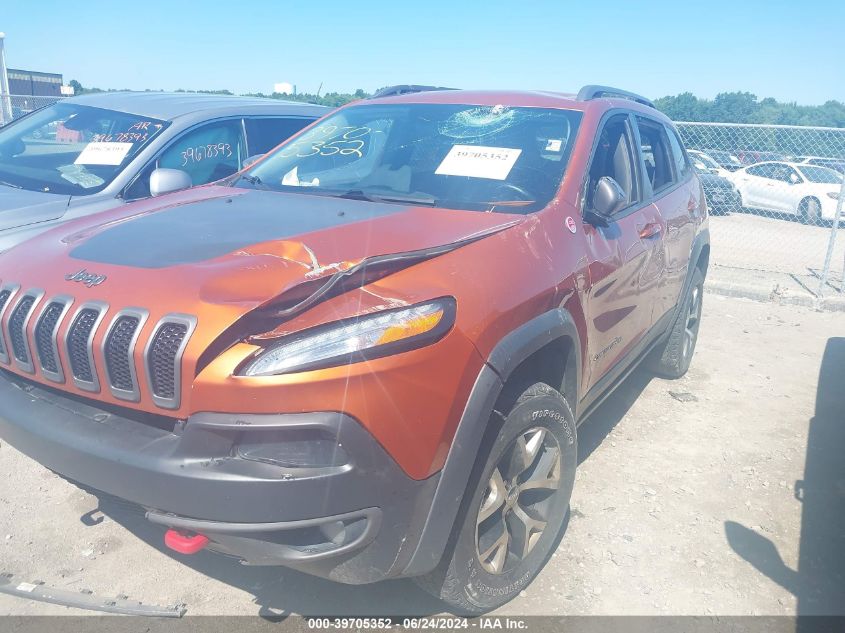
[1,294,843,617]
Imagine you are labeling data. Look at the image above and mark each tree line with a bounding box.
[68,80,845,128]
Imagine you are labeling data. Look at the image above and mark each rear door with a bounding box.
[582,112,666,392]
[244,116,317,158]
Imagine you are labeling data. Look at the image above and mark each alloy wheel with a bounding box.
[475,427,562,574]
[682,284,702,360]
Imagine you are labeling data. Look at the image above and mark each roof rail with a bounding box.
[577,85,655,109]
[369,84,457,99]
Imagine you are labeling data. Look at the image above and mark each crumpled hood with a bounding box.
[0,183,521,353]
[0,184,70,231]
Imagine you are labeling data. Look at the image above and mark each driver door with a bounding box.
[582,112,666,392]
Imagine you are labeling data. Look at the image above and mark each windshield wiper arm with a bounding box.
[0,180,22,190]
[337,189,438,206]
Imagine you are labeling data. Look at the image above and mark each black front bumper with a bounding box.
[0,370,439,583]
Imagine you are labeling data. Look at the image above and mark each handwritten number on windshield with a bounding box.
[181,143,233,166]
[279,126,374,159]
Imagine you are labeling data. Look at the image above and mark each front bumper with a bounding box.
[0,369,439,583]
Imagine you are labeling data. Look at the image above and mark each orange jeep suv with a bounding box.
[0,86,709,613]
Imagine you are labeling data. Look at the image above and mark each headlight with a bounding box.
[239,298,456,376]
[827,192,841,200]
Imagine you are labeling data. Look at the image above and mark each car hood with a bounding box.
[0,186,522,414]
[0,184,71,231]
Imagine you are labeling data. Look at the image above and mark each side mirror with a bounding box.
[592,176,627,219]
[149,168,192,197]
[243,154,265,169]
[788,173,800,184]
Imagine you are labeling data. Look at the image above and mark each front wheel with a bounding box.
[415,382,577,613]
[799,197,822,225]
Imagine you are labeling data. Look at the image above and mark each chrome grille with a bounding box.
[0,283,195,410]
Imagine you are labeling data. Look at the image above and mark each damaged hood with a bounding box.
[0,184,521,330]
[0,184,71,232]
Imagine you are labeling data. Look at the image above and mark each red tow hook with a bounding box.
[164,529,209,555]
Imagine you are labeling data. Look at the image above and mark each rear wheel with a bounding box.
[648,267,704,379]
[799,197,822,225]
[415,382,577,614]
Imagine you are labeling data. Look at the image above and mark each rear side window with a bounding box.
[665,126,691,180]
[636,117,673,192]
[245,117,316,156]
[746,164,773,178]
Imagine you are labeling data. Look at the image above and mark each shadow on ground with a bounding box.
[91,366,654,617]
[725,337,845,616]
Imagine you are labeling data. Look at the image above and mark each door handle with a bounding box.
[638,223,662,239]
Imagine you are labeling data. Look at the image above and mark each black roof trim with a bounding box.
[577,85,655,109]
[370,85,457,99]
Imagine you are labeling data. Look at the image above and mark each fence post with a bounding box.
[817,176,845,300]
[0,33,12,126]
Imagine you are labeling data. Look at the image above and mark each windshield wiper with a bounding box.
[0,179,22,190]
[337,189,438,206]
[234,174,272,190]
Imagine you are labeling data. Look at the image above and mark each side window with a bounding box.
[584,114,639,212]
[245,117,315,156]
[665,126,691,180]
[745,164,768,178]
[635,117,673,192]
[159,119,245,187]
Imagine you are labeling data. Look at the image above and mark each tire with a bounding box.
[799,197,821,226]
[648,266,704,379]
[415,382,577,614]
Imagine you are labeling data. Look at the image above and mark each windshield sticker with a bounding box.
[435,145,522,180]
[58,165,105,189]
[74,142,133,166]
[545,139,563,152]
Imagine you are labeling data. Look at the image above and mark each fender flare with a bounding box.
[401,307,581,577]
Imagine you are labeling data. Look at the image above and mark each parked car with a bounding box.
[798,156,845,174]
[697,148,743,172]
[687,150,741,214]
[0,92,328,251]
[736,149,786,165]
[727,161,843,223]
[0,85,709,613]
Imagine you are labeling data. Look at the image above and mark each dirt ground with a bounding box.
[1,293,843,617]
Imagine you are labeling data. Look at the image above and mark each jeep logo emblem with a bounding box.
[65,268,107,288]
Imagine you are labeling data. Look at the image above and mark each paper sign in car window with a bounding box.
[74,142,134,166]
[435,145,522,180]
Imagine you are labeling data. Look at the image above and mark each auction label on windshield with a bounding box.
[435,145,522,180]
[74,142,134,166]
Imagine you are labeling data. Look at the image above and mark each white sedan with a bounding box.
[727,161,843,224]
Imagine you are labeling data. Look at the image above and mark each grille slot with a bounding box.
[34,302,65,375]
[0,288,12,362]
[145,315,196,410]
[67,306,104,389]
[9,296,35,364]
[149,323,187,399]
[101,308,148,401]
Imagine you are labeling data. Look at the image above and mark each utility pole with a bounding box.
[0,33,13,125]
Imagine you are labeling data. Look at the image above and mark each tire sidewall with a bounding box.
[449,388,577,611]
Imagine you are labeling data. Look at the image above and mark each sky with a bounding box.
[2,0,843,104]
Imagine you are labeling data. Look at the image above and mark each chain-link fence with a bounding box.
[0,94,64,126]
[676,122,845,298]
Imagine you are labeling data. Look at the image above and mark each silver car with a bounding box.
[0,92,327,251]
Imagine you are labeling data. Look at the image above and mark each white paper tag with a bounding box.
[74,142,133,166]
[545,139,563,152]
[435,145,522,180]
[16,582,38,593]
